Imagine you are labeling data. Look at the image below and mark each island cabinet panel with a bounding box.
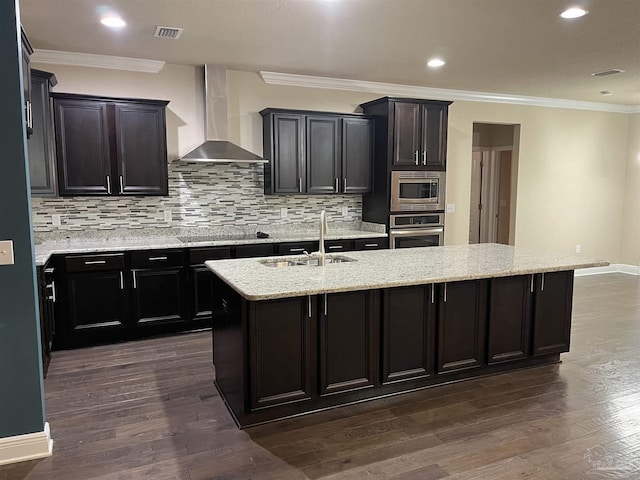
[248,296,316,410]
[381,285,435,384]
[532,271,574,356]
[436,280,488,374]
[318,291,379,396]
[487,275,532,364]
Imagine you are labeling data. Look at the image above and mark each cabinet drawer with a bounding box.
[130,249,184,269]
[189,247,232,265]
[278,242,316,255]
[324,240,353,252]
[65,253,125,273]
[235,244,276,258]
[354,238,389,250]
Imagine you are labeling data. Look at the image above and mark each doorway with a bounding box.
[469,123,519,245]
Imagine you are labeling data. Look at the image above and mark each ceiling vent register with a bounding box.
[154,26,183,39]
[590,69,625,77]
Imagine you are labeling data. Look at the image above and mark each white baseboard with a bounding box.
[575,264,639,277]
[0,422,53,466]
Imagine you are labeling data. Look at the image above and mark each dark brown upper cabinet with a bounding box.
[52,93,169,196]
[21,28,33,139]
[360,97,451,171]
[261,108,373,195]
[28,70,58,197]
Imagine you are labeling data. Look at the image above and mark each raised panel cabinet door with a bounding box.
[66,271,126,332]
[306,116,340,194]
[487,275,531,365]
[319,291,379,395]
[272,114,305,193]
[421,104,448,170]
[342,117,373,193]
[532,271,574,356]
[114,102,168,195]
[437,280,487,374]
[249,296,316,410]
[28,71,57,196]
[392,102,421,167]
[382,285,435,384]
[54,98,113,195]
[131,268,187,326]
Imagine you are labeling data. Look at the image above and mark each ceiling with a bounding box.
[19,0,640,106]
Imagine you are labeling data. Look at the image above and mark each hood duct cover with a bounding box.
[181,65,266,163]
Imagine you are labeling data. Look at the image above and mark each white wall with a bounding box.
[620,113,640,265]
[30,64,634,262]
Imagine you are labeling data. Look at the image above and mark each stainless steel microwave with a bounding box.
[390,171,446,212]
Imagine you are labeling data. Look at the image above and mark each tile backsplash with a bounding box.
[31,162,363,232]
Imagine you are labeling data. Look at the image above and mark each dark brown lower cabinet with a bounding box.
[131,268,186,326]
[487,275,532,364]
[319,291,378,395]
[66,271,127,332]
[381,285,435,384]
[249,296,316,410]
[532,271,574,356]
[437,280,488,374]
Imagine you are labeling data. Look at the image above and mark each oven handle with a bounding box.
[390,227,444,236]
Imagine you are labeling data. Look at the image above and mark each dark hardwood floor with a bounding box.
[3,273,640,479]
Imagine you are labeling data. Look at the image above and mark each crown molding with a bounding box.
[31,50,165,73]
[260,71,639,114]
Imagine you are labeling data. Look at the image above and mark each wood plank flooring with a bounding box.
[3,273,640,479]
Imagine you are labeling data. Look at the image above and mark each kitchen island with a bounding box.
[206,243,607,427]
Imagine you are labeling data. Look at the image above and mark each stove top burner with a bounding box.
[177,231,269,243]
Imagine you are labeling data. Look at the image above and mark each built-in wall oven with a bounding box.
[389,213,444,249]
[391,171,445,212]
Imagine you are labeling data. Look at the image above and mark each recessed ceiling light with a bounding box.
[100,15,126,28]
[600,90,613,96]
[427,58,446,68]
[560,7,588,19]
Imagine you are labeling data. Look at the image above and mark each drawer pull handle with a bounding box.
[84,260,106,265]
[289,248,305,253]
[328,246,342,250]
[364,243,378,247]
[148,256,168,261]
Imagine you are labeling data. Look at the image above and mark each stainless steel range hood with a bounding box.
[181,65,266,163]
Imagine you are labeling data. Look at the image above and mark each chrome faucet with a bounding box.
[317,209,328,266]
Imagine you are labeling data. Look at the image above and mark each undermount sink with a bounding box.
[260,255,357,268]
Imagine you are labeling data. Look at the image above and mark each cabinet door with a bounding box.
[114,103,168,195]
[437,280,487,373]
[191,266,215,323]
[532,271,574,356]
[421,104,447,170]
[131,268,186,326]
[392,103,421,167]
[306,116,339,194]
[28,72,57,196]
[319,291,378,395]
[249,296,316,409]
[66,271,126,332]
[54,98,113,195]
[487,275,531,365]
[272,114,305,193]
[342,117,373,193]
[382,286,435,384]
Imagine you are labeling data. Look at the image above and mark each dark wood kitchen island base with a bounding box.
[211,269,574,428]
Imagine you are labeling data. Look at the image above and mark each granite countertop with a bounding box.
[33,225,387,266]
[205,243,609,301]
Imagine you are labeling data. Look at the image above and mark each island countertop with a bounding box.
[205,243,609,301]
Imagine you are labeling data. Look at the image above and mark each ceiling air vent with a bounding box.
[154,25,183,40]
[590,69,625,77]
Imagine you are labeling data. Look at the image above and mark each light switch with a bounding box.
[446,204,455,213]
[280,207,288,219]
[0,240,15,266]
[163,210,172,222]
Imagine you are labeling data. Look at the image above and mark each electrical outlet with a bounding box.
[446,204,455,213]
[52,214,61,226]
[163,210,172,223]
[575,244,581,254]
[342,206,349,217]
[280,207,288,219]
[0,240,15,265]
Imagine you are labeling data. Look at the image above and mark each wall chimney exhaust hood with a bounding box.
[181,65,266,163]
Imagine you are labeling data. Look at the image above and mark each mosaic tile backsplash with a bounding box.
[31,162,363,232]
